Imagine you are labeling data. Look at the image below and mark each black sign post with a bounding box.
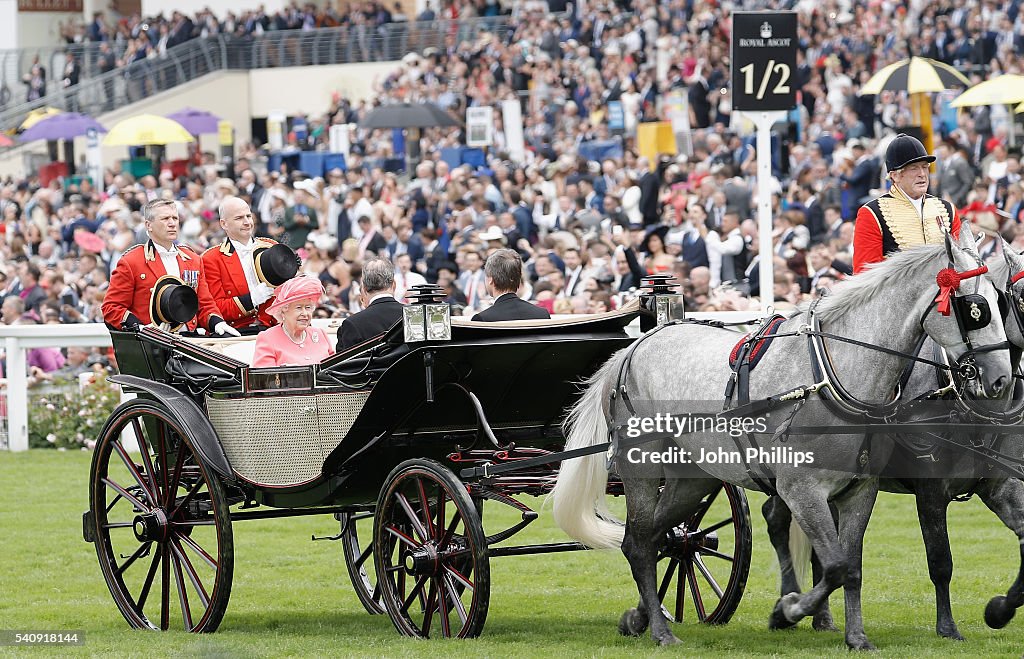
[731,11,797,313]
[731,12,798,112]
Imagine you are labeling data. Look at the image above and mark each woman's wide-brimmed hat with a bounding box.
[253,243,300,286]
[641,224,670,254]
[149,275,198,332]
[265,275,325,318]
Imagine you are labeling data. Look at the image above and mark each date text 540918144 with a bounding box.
[0,631,85,645]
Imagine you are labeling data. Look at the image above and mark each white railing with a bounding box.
[0,312,758,451]
[0,323,113,452]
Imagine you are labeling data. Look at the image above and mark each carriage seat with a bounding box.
[181,321,341,366]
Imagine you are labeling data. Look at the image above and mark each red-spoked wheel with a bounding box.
[87,399,233,632]
[373,459,490,638]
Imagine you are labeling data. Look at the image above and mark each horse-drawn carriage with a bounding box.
[82,294,752,638]
[84,232,1024,649]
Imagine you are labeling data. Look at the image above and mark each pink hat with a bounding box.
[265,275,324,318]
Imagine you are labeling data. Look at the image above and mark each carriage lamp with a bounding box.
[638,274,685,333]
[403,284,452,342]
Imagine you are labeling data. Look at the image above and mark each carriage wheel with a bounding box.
[88,399,233,632]
[340,510,384,615]
[373,459,490,638]
[657,483,751,625]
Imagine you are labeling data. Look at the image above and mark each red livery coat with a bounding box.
[202,237,278,329]
[101,240,223,331]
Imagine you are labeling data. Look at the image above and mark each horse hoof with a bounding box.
[846,638,876,651]
[655,632,681,646]
[938,628,965,641]
[985,595,1016,629]
[769,598,798,631]
[618,608,649,637]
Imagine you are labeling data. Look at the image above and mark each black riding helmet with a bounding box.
[885,133,936,172]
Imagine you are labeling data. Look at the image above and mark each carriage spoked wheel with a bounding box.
[339,510,385,615]
[88,399,233,632]
[657,483,751,625]
[373,458,490,638]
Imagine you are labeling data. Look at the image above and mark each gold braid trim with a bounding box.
[877,186,951,249]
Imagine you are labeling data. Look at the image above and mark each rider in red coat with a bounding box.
[102,199,236,335]
[853,134,962,274]
[202,196,280,329]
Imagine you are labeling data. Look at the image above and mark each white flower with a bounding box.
[46,404,55,411]
[46,433,57,444]
[85,439,96,450]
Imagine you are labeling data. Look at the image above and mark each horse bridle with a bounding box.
[805,250,1009,421]
[919,246,1011,387]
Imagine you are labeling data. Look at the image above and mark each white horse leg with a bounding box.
[975,478,1024,629]
[913,481,964,640]
[620,476,681,646]
[836,479,880,651]
[618,477,662,641]
[770,485,847,625]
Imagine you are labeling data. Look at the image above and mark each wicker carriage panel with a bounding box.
[316,392,371,452]
[205,391,367,487]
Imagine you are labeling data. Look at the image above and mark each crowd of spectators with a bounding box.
[6,0,1024,383]
[32,0,506,106]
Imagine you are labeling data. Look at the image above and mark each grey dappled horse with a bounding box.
[763,238,1024,641]
[550,234,1013,650]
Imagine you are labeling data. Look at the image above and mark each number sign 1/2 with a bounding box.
[731,12,798,112]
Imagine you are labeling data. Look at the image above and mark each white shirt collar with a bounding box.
[230,238,256,253]
[909,194,925,216]
[367,292,396,305]
[153,241,177,255]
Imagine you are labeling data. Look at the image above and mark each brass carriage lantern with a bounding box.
[403,284,452,342]
[638,274,685,333]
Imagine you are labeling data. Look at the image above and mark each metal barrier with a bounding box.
[0,16,515,133]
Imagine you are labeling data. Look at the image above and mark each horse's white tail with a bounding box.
[549,355,625,550]
[789,518,812,590]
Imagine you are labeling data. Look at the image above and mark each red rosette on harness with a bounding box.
[934,265,988,316]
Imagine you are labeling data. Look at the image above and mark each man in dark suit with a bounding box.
[338,257,404,349]
[839,139,878,208]
[937,143,974,207]
[473,249,551,322]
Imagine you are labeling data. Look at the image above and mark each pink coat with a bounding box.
[252,325,334,367]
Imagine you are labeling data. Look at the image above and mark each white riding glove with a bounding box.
[250,282,275,306]
[214,322,241,337]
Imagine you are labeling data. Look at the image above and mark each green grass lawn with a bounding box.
[1,450,1022,657]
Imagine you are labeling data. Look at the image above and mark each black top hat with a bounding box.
[149,275,198,332]
[253,243,300,286]
[885,133,936,172]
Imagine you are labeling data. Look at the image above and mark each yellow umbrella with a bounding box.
[951,74,1024,108]
[19,107,62,131]
[103,114,194,146]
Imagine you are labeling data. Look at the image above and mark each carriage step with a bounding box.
[82,512,95,543]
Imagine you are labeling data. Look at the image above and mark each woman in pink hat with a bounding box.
[252,275,335,367]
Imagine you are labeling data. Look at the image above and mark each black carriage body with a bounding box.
[109,313,635,509]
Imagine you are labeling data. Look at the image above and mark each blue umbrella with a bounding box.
[19,112,106,142]
[166,107,222,135]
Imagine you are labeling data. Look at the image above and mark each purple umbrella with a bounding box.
[19,113,106,142]
[166,107,222,135]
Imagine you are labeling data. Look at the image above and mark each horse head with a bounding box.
[921,230,1012,399]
